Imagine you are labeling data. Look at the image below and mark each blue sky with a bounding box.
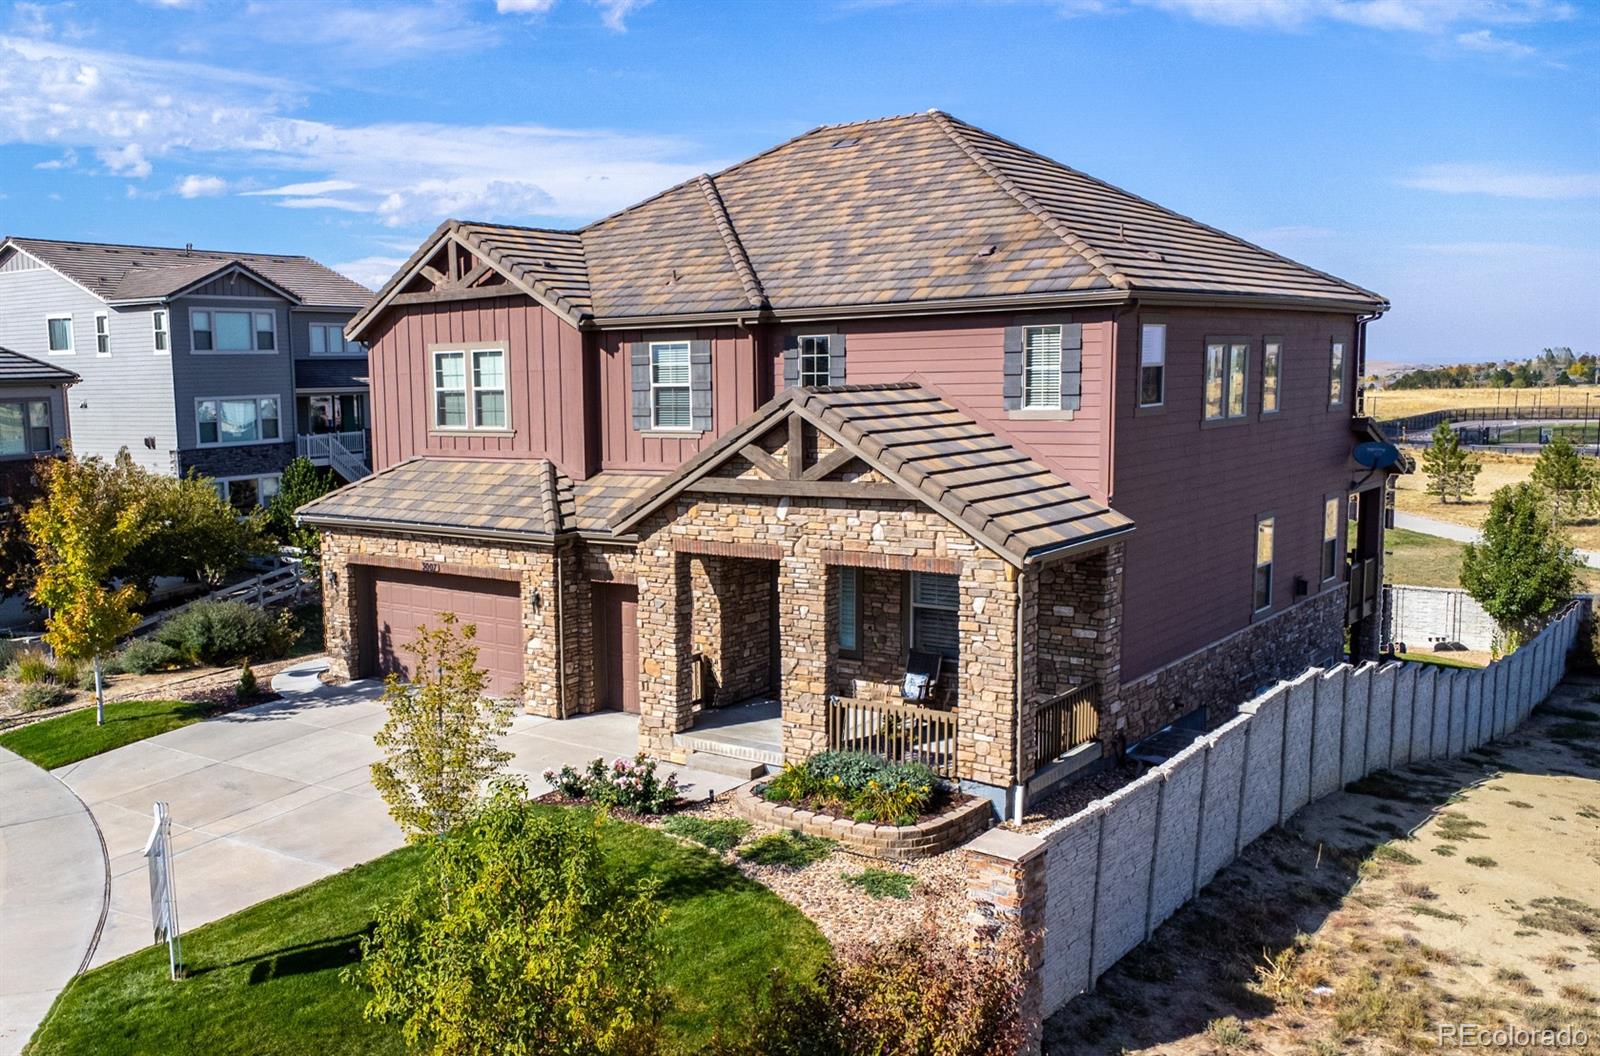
[1,0,1595,364]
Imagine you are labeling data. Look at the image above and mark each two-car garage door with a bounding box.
[362,568,524,698]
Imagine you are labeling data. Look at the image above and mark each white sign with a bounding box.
[142,801,183,979]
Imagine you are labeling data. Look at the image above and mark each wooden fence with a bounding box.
[825,695,959,778]
[1034,683,1100,768]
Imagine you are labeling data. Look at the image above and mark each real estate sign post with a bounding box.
[143,801,183,980]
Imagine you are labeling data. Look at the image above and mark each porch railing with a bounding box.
[825,695,958,779]
[296,430,368,461]
[1034,683,1100,768]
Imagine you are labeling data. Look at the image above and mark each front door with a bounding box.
[593,583,640,713]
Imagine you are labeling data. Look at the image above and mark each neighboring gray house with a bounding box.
[0,237,374,508]
[1,345,76,629]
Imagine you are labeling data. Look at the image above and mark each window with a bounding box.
[798,335,832,388]
[1253,516,1275,613]
[1329,340,1346,406]
[1322,497,1340,581]
[153,310,169,353]
[1262,339,1282,413]
[310,323,362,357]
[191,310,275,353]
[195,397,281,446]
[650,341,692,430]
[431,348,506,430]
[910,572,959,660]
[213,474,281,512]
[1204,340,1250,421]
[1138,323,1165,407]
[1022,324,1063,411]
[0,399,51,456]
[837,567,860,656]
[46,315,73,354]
[300,393,366,434]
[94,313,111,357]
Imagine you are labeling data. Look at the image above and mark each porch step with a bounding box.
[683,750,771,780]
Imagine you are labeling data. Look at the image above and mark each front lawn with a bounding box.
[27,808,829,1055]
[0,698,220,771]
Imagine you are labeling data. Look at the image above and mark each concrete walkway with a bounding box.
[1393,511,1600,568]
[0,749,108,1056]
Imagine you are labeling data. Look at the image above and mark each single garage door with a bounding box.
[363,568,524,698]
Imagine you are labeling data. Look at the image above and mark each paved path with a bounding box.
[1393,511,1600,569]
[0,749,107,1056]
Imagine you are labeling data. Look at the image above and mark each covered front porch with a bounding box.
[610,383,1133,814]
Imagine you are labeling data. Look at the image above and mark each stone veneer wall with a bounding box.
[632,493,1024,789]
[1113,584,1346,749]
[688,553,775,707]
[1029,545,1124,700]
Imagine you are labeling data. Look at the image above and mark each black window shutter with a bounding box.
[781,334,800,388]
[827,333,846,386]
[1059,322,1083,411]
[689,339,712,432]
[1002,325,1023,409]
[629,342,650,430]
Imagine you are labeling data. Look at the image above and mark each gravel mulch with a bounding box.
[1005,759,1143,836]
[0,654,307,730]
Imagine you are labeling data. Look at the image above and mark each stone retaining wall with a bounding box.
[731,779,992,860]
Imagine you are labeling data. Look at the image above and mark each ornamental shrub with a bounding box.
[155,601,294,665]
[18,683,71,712]
[112,637,184,675]
[762,752,942,824]
[543,753,681,815]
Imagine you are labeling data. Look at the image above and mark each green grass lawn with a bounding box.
[1395,651,1484,669]
[27,809,829,1055]
[1385,526,1600,592]
[0,698,223,771]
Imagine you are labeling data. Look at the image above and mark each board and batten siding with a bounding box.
[765,311,1114,501]
[0,247,177,473]
[595,326,763,472]
[1109,307,1360,683]
[366,295,587,473]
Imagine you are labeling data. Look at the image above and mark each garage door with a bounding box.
[364,568,524,698]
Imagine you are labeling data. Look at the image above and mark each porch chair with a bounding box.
[900,649,944,704]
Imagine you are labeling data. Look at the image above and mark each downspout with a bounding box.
[1012,563,1029,825]
[1354,307,1386,414]
[553,541,569,721]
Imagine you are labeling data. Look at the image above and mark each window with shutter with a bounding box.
[1022,325,1063,410]
[651,341,692,430]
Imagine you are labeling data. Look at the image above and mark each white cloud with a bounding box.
[331,255,408,290]
[1135,0,1573,32]
[496,0,557,12]
[594,0,650,30]
[1455,28,1537,58]
[175,173,226,197]
[1399,163,1600,200]
[34,148,77,170]
[241,1,496,60]
[0,35,722,229]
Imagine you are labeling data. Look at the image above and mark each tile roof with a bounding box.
[295,457,656,542]
[3,237,373,308]
[363,111,1381,332]
[614,382,1134,566]
[0,345,77,385]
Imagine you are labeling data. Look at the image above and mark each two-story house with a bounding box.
[0,345,77,628]
[0,237,374,508]
[300,111,1400,818]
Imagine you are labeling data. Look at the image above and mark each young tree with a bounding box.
[265,457,338,576]
[1461,482,1578,651]
[351,785,667,1056]
[371,613,514,841]
[1529,436,1595,523]
[121,467,273,590]
[1420,421,1481,503]
[24,454,154,725]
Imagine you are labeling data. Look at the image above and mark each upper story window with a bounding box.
[46,315,73,354]
[798,335,832,388]
[192,310,276,353]
[1253,515,1275,613]
[94,313,111,357]
[1204,340,1249,420]
[1262,339,1282,414]
[196,396,280,446]
[1322,496,1340,581]
[310,323,365,357]
[1329,340,1346,406]
[432,347,507,431]
[1022,325,1064,411]
[650,341,692,431]
[153,310,169,353]
[1139,323,1166,408]
[910,571,960,660]
[0,399,51,456]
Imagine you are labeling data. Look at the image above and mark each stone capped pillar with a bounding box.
[955,559,1022,788]
[964,828,1048,1056]
[779,550,830,760]
[321,531,358,682]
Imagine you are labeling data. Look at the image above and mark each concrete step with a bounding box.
[674,730,784,767]
[683,750,771,781]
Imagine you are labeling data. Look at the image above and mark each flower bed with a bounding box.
[731,779,991,861]
[541,753,682,816]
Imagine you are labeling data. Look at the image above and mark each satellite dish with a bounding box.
[1353,441,1401,469]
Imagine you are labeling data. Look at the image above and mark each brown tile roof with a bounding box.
[614,382,1134,566]
[4,237,373,308]
[0,345,77,386]
[366,111,1381,332]
[295,457,656,541]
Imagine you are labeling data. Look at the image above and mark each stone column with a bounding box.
[320,532,359,681]
[779,550,829,761]
[635,528,694,757]
[964,828,1049,1056]
[956,559,1021,788]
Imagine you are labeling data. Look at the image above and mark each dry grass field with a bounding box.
[1045,679,1600,1055]
[1394,450,1600,558]
[1365,386,1598,422]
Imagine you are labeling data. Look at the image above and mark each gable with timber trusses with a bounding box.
[393,234,518,304]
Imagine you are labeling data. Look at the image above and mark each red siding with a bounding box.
[1110,307,1359,682]
[367,296,588,472]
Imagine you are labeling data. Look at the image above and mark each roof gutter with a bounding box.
[1020,522,1138,568]
[293,512,557,546]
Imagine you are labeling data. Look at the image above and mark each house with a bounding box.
[0,237,375,508]
[0,345,77,628]
[299,111,1399,817]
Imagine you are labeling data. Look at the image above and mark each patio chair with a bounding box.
[901,649,944,704]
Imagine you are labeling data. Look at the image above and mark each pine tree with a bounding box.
[1529,436,1595,524]
[1461,482,1578,652]
[1420,421,1481,503]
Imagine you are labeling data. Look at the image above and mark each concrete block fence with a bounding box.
[962,603,1587,1028]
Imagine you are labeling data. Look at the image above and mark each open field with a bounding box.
[1365,386,1599,422]
[1385,524,1600,594]
[1044,679,1600,1055]
[1394,449,1600,556]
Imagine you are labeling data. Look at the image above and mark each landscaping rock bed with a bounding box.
[731,778,992,859]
